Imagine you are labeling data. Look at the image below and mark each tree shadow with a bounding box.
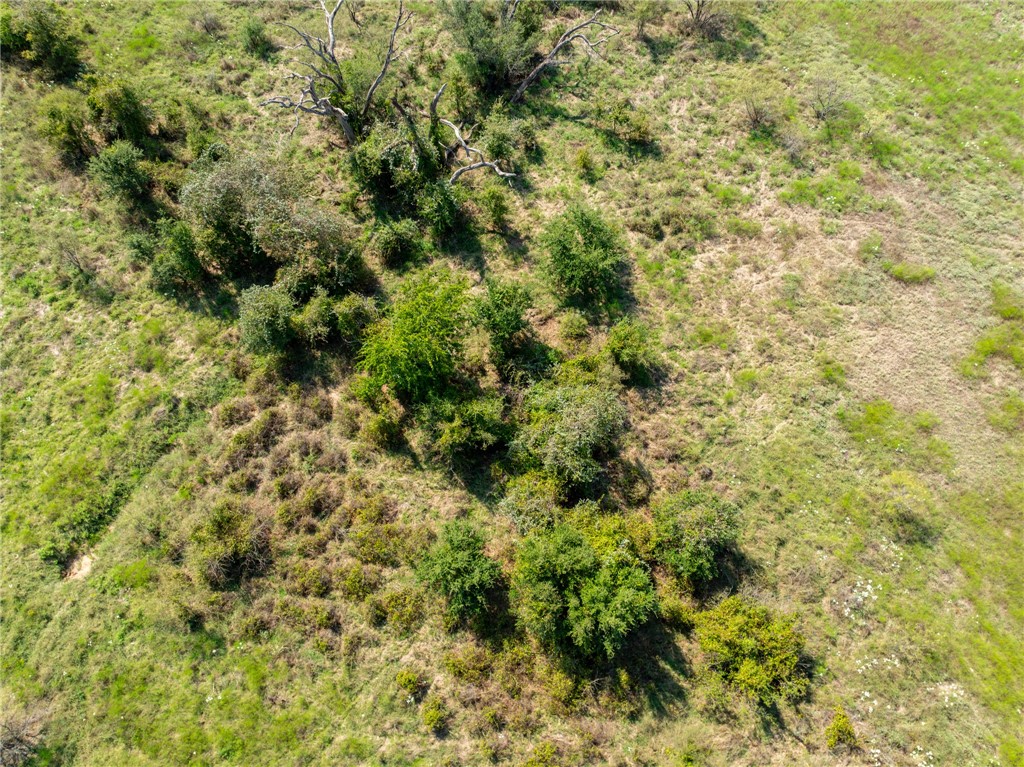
[622,620,691,717]
[640,33,682,64]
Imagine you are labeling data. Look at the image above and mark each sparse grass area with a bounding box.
[2,1,1022,766]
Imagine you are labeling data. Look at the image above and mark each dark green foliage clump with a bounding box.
[238,285,295,355]
[512,526,657,661]
[417,520,501,626]
[605,318,659,384]
[514,382,627,493]
[419,393,509,466]
[241,17,273,59]
[1,0,81,80]
[371,218,421,267]
[88,141,150,202]
[440,0,544,94]
[38,89,93,165]
[477,278,531,365]
[150,220,205,295]
[87,79,152,146]
[543,206,626,307]
[653,490,739,587]
[695,596,809,705]
[352,123,439,212]
[334,294,378,351]
[359,267,469,401]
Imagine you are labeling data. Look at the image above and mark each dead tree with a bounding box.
[262,0,411,145]
[683,0,722,36]
[430,84,516,185]
[510,11,619,103]
[811,76,845,123]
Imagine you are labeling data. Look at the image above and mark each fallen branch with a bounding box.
[511,11,618,103]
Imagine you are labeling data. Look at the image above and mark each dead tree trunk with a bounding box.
[429,84,515,185]
[511,11,618,104]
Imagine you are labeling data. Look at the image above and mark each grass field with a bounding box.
[1,1,1022,766]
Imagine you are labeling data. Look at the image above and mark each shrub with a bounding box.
[295,288,334,349]
[512,526,657,660]
[605,98,654,145]
[417,520,501,625]
[358,266,470,401]
[179,150,292,276]
[396,669,423,699]
[89,141,150,202]
[334,294,378,350]
[695,596,809,705]
[241,17,273,58]
[150,220,204,294]
[370,218,421,267]
[352,123,435,209]
[125,232,156,266]
[87,79,151,146]
[1,0,81,80]
[477,278,531,365]
[572,146,596,180]
[187,497,271,589]
[543,206,626,307]
[497,472,561,532]
[514,382,627,493]
[653,490,739,587]
[418,181,461,237]
[38,89,93,165]
[439,0,542,93]
[419,393,509,465]
[477,185,510,231]
[825,705,857,750]
[605,318,658,384]
[238,285,295,355]
[421,694,451,734]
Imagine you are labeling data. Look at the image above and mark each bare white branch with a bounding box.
[511,11,619,103]
[362,0,413,118]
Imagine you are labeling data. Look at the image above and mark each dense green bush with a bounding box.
[370,218,421,267]
[514,382,627,493]
[417,181,461,237]
[295,288,334,349]
[150,220,205,295]
[353,123,437,209]
[238,285,295,355]
[334,294,378,350]
[497,472,561,532]
[417,520,501,626]
[477,184,511,230]
[604,99,654,146]
[439,0,543,93]
[1,0,81,80]
[241,17,273,58]
[695,596,809,705]
[653,490,739,587]
[419,393,509,465]
[358,267,470,401]
[421,694,451,734]
[88,141,150,202]
[38,89,93,165]
[543,206,626,307]
[477,278,531,365]
[605,318,659,384]
[87,79,152,146]
[512,526,657,660]
[825,706,857,749]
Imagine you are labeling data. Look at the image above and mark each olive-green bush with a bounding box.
[512,526,657,661]
[653,490,739,587]
[695,596,809,705]
[543,205,626,307]
[358,267,470,401]
[417,520,501,625]
[238,284,295,355]
[88,141,150,202]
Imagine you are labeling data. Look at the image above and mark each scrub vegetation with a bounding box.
[1,1,1022,766]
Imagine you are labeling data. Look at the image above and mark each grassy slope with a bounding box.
[2,1,1022,766]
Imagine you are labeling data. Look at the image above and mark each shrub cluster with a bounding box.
[543,206,627,307]
[417,520,501,626]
